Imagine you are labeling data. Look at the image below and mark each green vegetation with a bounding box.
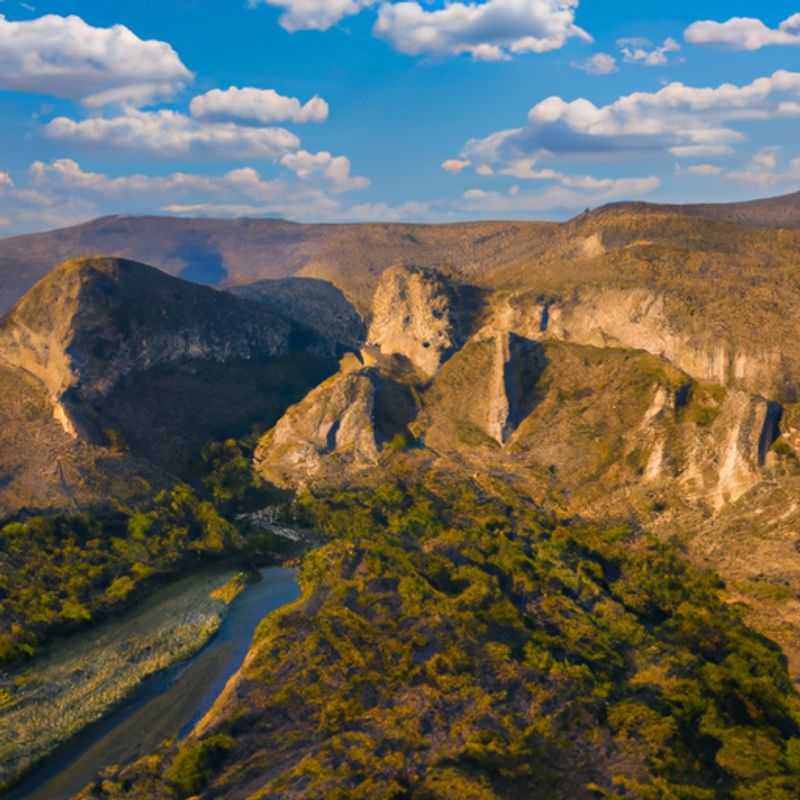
[0,435,299,667]
[0,484,240,664]
[197,437,290,516]
[79,479,800,800]
[165,734,235,798]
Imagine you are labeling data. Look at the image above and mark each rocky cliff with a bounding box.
[0,257,340,512]
[229,276,365,350]
[367,265,462,377]
[0,257,331,439]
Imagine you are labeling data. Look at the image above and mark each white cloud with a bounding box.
[190,87,329,125]
[373,0,591,61]
[0,172,14,190]
[45,109,300,158]
[495,159,660,192]
[248,0,375,32]
[455,70,800,170]
[572,53,617,75]
[618,36,680,66]
[335,200,433,221]
[279,150,369,191]
[29,158,220,194]
[457,175,659,214]
[0,13,192,107]
[685,15,800,50]
[751,148,778,170]
[0,216,9,227]
[681,149,800,187]
[1,157,372,234]
[442,158,471,172]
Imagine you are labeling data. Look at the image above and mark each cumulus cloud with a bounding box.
[373,0,590,61]
[190,87,329,125]
[572,53,617,75]
[28,157,369,201]
[29,158,221,194]
[0,172,14,190]
[44,109,300,158]
[685,14,800,50]
[493,159,660,191]
[279,150,369,191]
[685,164,723,176]
[454,70,800,171]
[0,14,192,107]
[335,200,433,221]
[618,36,680,65]
[248,0,375,32]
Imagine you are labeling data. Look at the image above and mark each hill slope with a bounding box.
[0,215,557,317]
[0,257,339,513]
[596,189,800,229]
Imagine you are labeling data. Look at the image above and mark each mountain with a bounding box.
[0,256,339,514]
[7,195,800,798]
[597,189,800,229]
[2,188,800,319]
[0,215,557,318]
[254,259,800,681]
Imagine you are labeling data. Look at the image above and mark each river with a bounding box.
[9,566,300,800]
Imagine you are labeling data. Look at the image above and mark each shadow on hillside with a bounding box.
[172,238,228,284]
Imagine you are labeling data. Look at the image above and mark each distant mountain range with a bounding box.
[2,189,799,317]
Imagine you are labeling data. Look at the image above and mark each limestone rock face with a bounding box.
[485,332,546,445]
[254,352,418,487]
[367,265,460,377]
[0,257,326,436]
[499,288,788,399]
[256,368,380,486]
[636,385,781,509]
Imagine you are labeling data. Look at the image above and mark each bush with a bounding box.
[166,734,234,798]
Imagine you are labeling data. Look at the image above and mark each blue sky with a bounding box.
[0,0,798,233]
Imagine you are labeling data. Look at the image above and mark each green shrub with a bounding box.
[166,734,235,798]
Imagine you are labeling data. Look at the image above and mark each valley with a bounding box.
[3,196,800,798]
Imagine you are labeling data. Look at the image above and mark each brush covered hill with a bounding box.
[0,256,341,514]
[253,262,800,684]
[77,480,800,800]
[598,189,800,229]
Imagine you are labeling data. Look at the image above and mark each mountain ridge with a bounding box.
[2,187,799,319]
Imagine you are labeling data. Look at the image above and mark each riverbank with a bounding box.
[8,566,300,800]
[0,568,242,793]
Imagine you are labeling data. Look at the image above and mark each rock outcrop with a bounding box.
[367,265,461,377]
[499,288,789,400]
[254,353,417,487]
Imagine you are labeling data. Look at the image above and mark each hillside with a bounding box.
[0,257,339,513]
[2,188,800,318]
[5,197,800,797]
[0,215,557,318]
[597,189,800,230]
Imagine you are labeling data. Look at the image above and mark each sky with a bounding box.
[0,0,799,234]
